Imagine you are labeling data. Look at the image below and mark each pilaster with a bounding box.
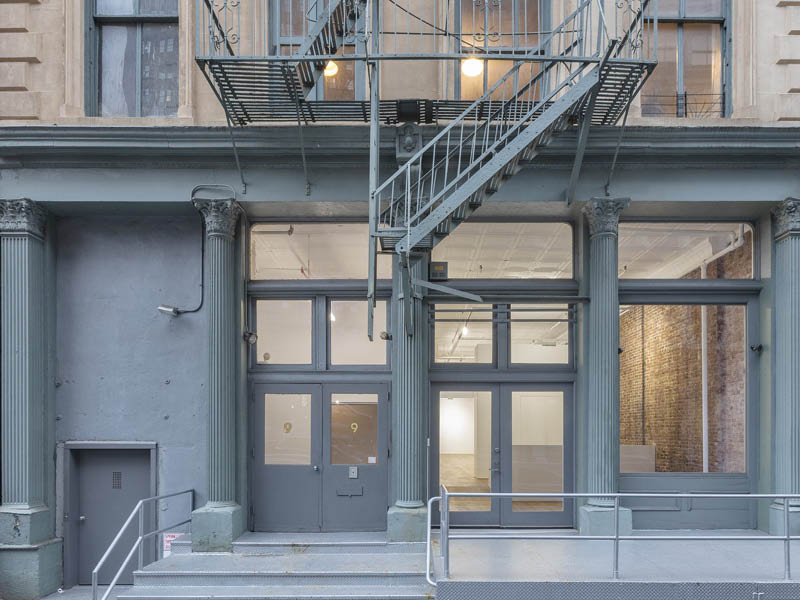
[388,254,428,542]
[578,197,632,536]
[0,199,62,600]
[191,199,245,552]
[769,198,800,535]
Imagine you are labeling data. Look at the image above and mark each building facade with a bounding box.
[1,0,800,599]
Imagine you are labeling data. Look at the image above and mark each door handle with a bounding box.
[79,515,86,522]
[313,465,319,472]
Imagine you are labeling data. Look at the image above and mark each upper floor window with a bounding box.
[458,0,547,99]
[641,0,728,118]
[87,0,179,117]
[274,0,365,100]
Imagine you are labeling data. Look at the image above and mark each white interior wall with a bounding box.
[511,392,563,446]
[439,394,476,454]
[473,392,492,480]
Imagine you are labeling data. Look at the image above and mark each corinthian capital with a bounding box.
[773,198,800,241]
[0,199,47,238]
[582,197,630,237]
[193,199,242,239]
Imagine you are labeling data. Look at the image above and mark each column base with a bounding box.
[191,503,245,552]
[768,502,800,536]
[0,506,51,545]
[578,504,633,536]
[387,505,427,542]
[0,537,62,600]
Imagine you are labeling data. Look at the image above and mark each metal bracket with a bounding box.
[399,254,414,335]
[411,279,483,303]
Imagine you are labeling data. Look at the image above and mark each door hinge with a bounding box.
[387,446,391,459]
[250,447,255,459]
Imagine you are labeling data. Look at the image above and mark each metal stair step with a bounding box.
[118,585,434,600]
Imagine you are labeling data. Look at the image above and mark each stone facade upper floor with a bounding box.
[0,0,798,126]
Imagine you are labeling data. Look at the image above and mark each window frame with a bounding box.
[84,0,179,117]
[455,0,553,100]
[616,218,761,490]
[642,0,732,118]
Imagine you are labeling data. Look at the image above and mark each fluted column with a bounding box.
[0,199,62,600]
[579,197,632,535]
[770,198,800,535]
[191,199,245,552]
[387,254,428,541]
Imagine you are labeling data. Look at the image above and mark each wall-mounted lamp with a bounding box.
[461,57,483,78]
[324,61,339,77]
[243,331,258,345]
[158,305,180,317]
[379,331,392,341]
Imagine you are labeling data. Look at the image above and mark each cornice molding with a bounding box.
[193,199,242,239]
[773,198,800,240]
[0,199,47,238]
[583,197,630,237]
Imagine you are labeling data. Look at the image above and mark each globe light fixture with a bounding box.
[461,57,484,78]
[324,60,339,77]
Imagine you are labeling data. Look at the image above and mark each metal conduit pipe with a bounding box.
[700,224,745,473]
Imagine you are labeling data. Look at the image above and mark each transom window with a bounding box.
[431,222,573,279]
[87,0,179,117]
[618,222,753,279]
[641,0,729,118]
[432,303,572,367]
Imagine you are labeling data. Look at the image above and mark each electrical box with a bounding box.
[430,262,448,281]
[348,466,358,479]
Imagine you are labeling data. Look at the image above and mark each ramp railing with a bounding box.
[426,486,799,586]
[92,489,194,600]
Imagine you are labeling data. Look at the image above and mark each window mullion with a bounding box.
[676,23,685,117]
[136,22,143,117]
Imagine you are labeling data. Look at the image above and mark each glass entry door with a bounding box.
[432,384,573,527]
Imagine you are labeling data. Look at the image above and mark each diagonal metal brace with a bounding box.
[411,279,483,303]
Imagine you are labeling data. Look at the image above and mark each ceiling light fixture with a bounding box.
[462,326,469,336]
[324,60,339,77]
[461,57,483,78]
[330,312,336,322]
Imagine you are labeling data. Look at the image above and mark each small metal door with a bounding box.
[431,384,502,526]
[76,449,151,585]
[252,383,323,531]
[499,384,574,527]
[321,383,389,531]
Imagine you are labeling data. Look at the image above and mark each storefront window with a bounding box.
[256,299,313,364]
[250,223,392,280]
[434,304,494,363]
[619,304,746,474]
[619,223,753,279]
[431,222,573,279]
[510,304,570,364]
[330,300,388,366]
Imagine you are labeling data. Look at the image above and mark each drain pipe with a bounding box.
[700,225,745,472]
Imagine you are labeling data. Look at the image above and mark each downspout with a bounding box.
[700,224,745,472]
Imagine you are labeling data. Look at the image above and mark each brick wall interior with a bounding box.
[619,233,750,473]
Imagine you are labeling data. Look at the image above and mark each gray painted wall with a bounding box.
[54,217,209,530]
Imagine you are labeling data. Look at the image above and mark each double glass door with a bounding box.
[432,384,573,527]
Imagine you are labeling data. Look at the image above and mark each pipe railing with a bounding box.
[427,485,800,586]
[91,489,194,600]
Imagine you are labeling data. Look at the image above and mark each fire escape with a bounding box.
[196,0,658,335]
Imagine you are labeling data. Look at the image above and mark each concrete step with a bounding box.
[118,585,434,600]
[233,533,425,555]
[133,554,428,587]
[171,533,425,556]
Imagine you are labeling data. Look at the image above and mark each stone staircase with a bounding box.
[118,533,434,600]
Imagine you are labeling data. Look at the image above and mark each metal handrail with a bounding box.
[429,485,800,585]
[91,489,194,600]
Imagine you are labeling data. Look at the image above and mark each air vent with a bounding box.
[112,471,122,489]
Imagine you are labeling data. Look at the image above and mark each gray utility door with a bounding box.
[76,449,151,585]
[252,383,389,531]
[431,384,573,527]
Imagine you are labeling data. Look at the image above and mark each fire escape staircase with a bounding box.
[203,0,365,125]
[366,1,654,332]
